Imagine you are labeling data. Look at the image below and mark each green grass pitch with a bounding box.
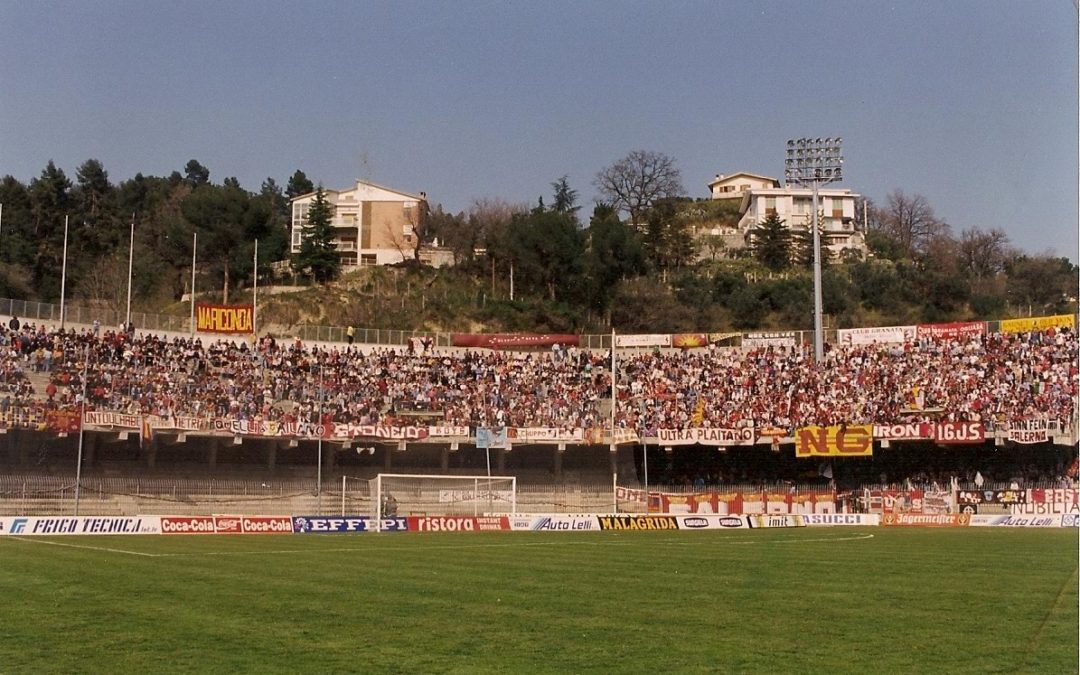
[1,528,1076,674]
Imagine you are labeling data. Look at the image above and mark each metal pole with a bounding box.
[252,239,258,336]
[812,183,823,362]
[341,475,346,516]
[643,440,649,514]
[73,345,89,515]
[317,355,323,513]
[126,215,135,328]
[190,231,197,335]
[60,215,68,329]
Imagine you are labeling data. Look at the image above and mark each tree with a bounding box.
[790,217,833,269]
[958,227,1011,279]
[183,159,210,188]
[584,203,646,314]
[28,160,73,298]
[181,183,250,302]
[286,170,314,200]
[750,212,792,271]
[874,190,950,257]
[550,175,580,222]
[504,210,583,301]
[292,187,340,283]
[594,150,684,227]
[640,199,695,275]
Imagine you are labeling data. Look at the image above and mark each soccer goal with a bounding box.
[369,473,517,526]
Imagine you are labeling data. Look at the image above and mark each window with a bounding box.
[292,203,310,230]
[765,197,776,216]
[830,199,843,219]
[360,254,377,268]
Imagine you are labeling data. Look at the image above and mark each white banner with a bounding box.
[746,514,807,528]
[1006,419,1050,444]
[0,516,161,536]
[655,427,755,446]
[509,515,601,531]
[510,427,584,443]
[675,515,751,530]
[837,325,916,345]
[742,331,797,348]
[969,514,1076,528]
[615,334,670,348]
[802,513,881,526]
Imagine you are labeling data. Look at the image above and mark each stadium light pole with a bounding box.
[785,137,843,362]
[126,214,135,329]
[73,345,89,515]
[189,231,197,336]
[60,216,69,329]
[316,353,324,514]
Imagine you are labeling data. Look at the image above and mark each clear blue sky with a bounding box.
[1,0,1076,259]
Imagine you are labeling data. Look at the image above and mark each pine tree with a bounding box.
[751,212,792,271]
[292,187,340,283]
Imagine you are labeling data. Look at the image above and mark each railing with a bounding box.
[0,296,1073,352]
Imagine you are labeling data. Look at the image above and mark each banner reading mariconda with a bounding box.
[196,303,254,334]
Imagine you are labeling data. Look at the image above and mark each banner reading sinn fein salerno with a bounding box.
[196,303,254,334]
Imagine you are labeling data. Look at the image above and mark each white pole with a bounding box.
[60,215,68,329]
[812,183,823,362]
[252,239,259,336]
[126,214,134,328]
[509,261,514,301]
[612,471,618,513]
[317,356,324,514]
[643,440,649,514]
[73,345,89,515]
[189,231,197,335]
[0,203,4,260]
[341,475,346,517]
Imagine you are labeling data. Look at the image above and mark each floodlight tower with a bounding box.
[785,137,843,362]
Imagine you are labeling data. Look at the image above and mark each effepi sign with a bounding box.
[291,516,409,533]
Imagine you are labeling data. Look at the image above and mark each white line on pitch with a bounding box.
[5,537,161,557]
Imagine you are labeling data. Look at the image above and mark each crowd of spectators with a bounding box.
[0,318,1075,438]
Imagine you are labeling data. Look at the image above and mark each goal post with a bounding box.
[369,473,517,531]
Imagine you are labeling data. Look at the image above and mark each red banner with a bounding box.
[241,516,293,534]
[160,516,216,535]
[196,303,254,334]
[916,321,987,339]
[408,516,509,532]
[671,333,708,348]
[450,333,580,349]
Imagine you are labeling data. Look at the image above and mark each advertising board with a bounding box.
[802,513,880,526]
[292,516,409,533]
[408,516,510,532]
[0,516,161,536]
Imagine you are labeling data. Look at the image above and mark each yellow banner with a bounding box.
[795,425,873,457]
[999,314,1075,334]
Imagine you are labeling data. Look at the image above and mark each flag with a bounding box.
[140,415,154,449]
[692,396,705,426]
[476,427,507,449]
[974,471,984,487]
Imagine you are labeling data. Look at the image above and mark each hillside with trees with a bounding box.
[0,153,1075,336]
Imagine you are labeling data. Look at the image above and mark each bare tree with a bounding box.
[876,190,950,257]
[958,227,1012,278]
[594,150,684,227]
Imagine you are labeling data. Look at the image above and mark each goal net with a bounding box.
[369,473,517,527]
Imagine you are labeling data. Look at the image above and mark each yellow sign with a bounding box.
[999,314,1075,334]
[795,425,873,457]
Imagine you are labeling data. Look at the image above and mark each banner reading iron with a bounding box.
[196,303,254,334]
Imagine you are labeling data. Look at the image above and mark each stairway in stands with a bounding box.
[23,368,54,402]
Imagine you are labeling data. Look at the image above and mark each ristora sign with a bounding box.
[795,425,873,457]
[196,303,254,334]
